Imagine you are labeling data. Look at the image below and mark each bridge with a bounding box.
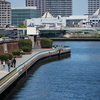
[1,27,100,37]
[39,27,100,34]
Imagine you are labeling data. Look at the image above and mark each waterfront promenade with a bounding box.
[0,49,51,79]
[0,46,71,100]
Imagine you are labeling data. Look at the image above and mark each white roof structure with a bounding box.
[66,15,88,20]
[93,8,100,16]
[42,12,54,18]
[12,6,37,10]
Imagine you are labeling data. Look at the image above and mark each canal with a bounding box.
[8,41,100,100]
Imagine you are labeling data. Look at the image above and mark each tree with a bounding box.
[0,53,13,61]
[0,33,5,37]
[18,23,27,28]
[41,38,53,48]
[18,39,32,52]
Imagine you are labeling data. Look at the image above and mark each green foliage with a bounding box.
[18,39,32,52]
[18,23,27,28]
[0,53,13,61]
[6,53,13,60]
[41,38,53,48]
[0,54,9,61]
[0,33,5,37]
[21,47,31,52]
[12,49,21,56]
[18,39,32,49]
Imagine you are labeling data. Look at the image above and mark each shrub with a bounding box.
[6,53,13,60]
[18,39,32,50]
[0,53,13,61]
[12,49,21,56]
[22,47,31,52]
[18,23,27,28]
[0,33,5,37]
[41,38,53,48]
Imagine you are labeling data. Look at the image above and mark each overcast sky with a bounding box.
[7,0,88,15]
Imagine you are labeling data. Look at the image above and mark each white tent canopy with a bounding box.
[42,12,54,18]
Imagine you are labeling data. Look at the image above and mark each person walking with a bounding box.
[7,60,11,72]
[2,60,6,69]
[11,59,13,67]
[13,58,16,68]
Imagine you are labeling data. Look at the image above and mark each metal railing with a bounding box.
[0,46,70,86]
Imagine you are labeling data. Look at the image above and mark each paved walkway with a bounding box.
[0,49,51,79]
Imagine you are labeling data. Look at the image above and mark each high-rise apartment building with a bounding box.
[26,0,72,17]
[26,0,46,16]
[88,0,100,15]
[46,0,72,17]
[0,0,11,27]
[26,0,41,9]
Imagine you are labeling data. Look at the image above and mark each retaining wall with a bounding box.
[0,41,19,55]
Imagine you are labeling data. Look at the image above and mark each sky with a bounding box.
[7,0,88,15]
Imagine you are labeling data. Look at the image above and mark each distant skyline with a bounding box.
[7,0,88,15]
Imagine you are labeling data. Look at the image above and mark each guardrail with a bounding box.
[0,46,70,86]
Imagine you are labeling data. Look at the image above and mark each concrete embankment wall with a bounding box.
[51,38,100,41]
[0,48,71,100]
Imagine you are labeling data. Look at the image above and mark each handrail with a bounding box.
[0,46,70,86]
[16,48,57,71]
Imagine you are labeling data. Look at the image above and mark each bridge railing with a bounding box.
[0,46,70,86]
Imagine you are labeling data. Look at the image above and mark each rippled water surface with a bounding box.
[9,41,100,100]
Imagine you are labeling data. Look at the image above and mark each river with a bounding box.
[8,41,100,100]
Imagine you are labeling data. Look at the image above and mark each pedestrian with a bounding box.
[2,60,6,69]
[7,60,11,72]
[13,58,16,68]
[11,59,13,67]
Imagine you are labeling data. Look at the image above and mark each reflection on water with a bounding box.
[8,41,100,100]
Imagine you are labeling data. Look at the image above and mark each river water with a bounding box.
[8,41,100,100]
